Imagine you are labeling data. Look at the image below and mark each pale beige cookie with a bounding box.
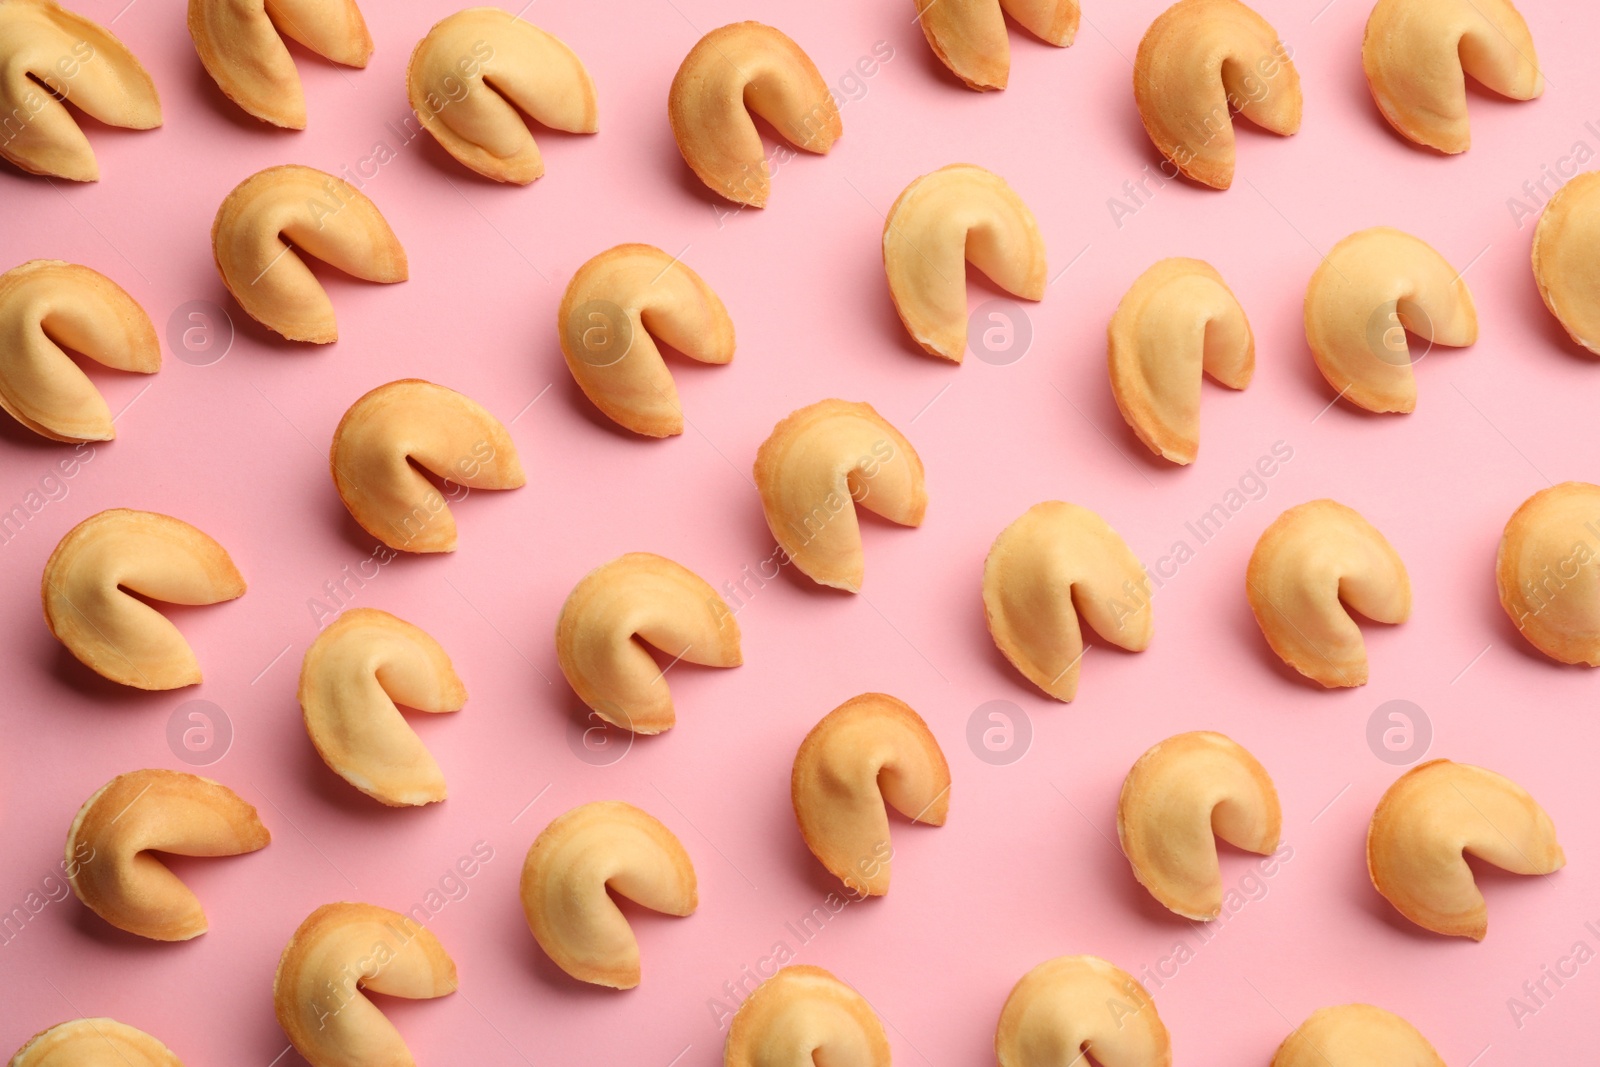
[726,966,890,1067]
[1134,0,1300,189]
[1108,257,1253,464]
[274,902,457,1067]
[1303,226,1477,413]
[883,164,1047,362]
[407,9,596,183]
[211,164,406,344]
[996,955,1171,1067]
[1362,0,1540,154]
[1532,171,1600,355]
[298,607,467,806]
[188,0,370,129]
[0,0,161,181]
[791,693,950,896]
[1496,482,1600,665]
[916,0,1078,91]
[982,501,1151,702]
[43,509,245,690]
[10,1018,184,1066]
[1368,759,1563,939]
[754,399,926,592]
[1272,1004,1445,1067]
[1246,499,1410,687]
[66,769,269,940]
[329,379,524,554]
[558,244,734,436]
[556,552,741,735]
[1117,731,1280,920]
[0,260,159,442]
[520,801,696,988]
[668,22,840,207]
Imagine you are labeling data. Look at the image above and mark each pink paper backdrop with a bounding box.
[2,0,1598,1061]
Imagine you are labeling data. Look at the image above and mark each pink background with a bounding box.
[3,0,1598,1061]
